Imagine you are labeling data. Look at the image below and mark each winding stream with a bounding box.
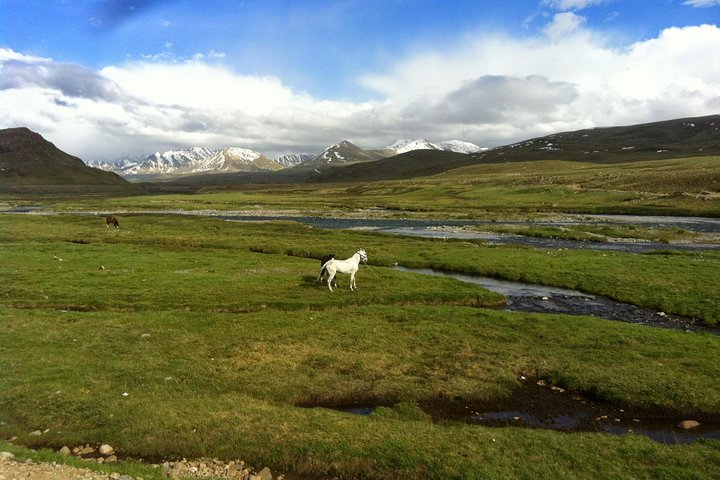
[393,266,718,334]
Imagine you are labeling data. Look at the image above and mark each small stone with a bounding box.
[106,455,118,463]
[541,296,550,301]
[29,430,43,436]
[58,446,71,456]
[141,333,151,338]
[0,452,15,461]
[256,466,273,480]
[99,444,114,455]
[678,419,701,429]
[109,473,121,480]
[79,446,95,455]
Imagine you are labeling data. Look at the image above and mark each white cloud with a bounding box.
[543,12,587,39]
[684,0,720,6]
[362,23,720,144]
[2,21,720,162]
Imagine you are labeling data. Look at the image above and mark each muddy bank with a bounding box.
[393,267,717,334]
[423,380,720,444]
[308,381,720,445]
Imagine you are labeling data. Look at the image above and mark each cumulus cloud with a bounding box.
[430,75,578,124]
[2,21,720,161]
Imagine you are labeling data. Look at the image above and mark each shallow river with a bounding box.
[393,267,718,334]
[220,213,720,252]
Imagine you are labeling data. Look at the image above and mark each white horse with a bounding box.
[319,249,367,292]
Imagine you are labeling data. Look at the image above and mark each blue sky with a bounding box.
[1,0,719,161]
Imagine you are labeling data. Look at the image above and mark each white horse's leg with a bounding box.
[349,271,356,290]
[327,272,335,292]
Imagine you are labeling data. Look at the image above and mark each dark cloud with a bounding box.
[0,59,125,102]
[53,97,76,108]
[430,75,578,124]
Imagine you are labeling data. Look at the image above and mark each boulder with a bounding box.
[678,419,701,430]
[99,444,114,455]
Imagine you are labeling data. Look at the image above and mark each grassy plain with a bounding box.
[2,212,720,479]
[29,156,718,219]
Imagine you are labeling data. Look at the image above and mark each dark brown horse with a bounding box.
[106,215,119,228]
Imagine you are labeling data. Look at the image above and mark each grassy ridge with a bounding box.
[2,213,720,479]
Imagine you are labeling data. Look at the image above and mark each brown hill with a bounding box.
[0,127,137,193]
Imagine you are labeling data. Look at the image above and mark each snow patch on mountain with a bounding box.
[386,139,441,154]
[88,146,277,177]
[275,153,314,167]
[385,138,484,154]
[438,140,486,154]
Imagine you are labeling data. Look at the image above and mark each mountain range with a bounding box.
[2,114,718,192]
[87,146,283,179]
[87,138,485,179]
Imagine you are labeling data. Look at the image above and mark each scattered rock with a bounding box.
[678,419,701,430]
[0,452,15,461]
[29,430,43,436]
[161,457,271,479]
[99,444,114,456]
[58,446,71,456]
[255,466,273,480]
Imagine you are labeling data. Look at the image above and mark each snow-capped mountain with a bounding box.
[386,139,441,154]
[384,138,484,155]
[275,153,314,167]
[88,147,283,177]
[303,140,382,167]
[438,140,486,154]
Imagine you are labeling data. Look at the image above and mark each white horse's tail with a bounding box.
[318,259,333,281]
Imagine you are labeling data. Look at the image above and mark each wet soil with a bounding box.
[313,381,720,445]
[420,380,720,444]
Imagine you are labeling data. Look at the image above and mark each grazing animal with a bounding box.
[320,249,368,292]
[318,254,336,285]
[106,215,119,228]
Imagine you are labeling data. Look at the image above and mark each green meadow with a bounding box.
[1,208,720,479]
[44,156,719,219]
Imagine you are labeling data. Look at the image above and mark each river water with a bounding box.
[219,213,720,253]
